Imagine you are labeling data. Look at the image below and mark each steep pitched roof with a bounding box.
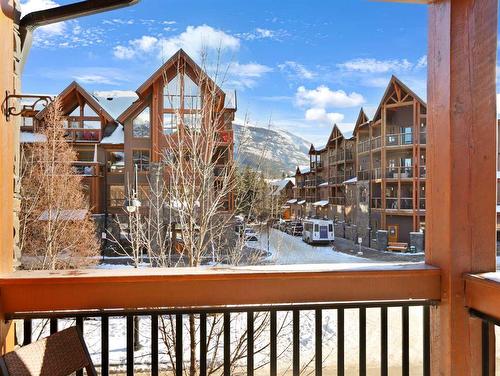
[35,81,116,123]
[327,123,356,144]
[352,108,369,136]
[118,49,228,123]
[372,75,426,122]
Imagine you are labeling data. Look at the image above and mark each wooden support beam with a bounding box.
[426,0,497,374]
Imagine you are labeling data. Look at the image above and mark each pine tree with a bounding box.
[19,99,100,270]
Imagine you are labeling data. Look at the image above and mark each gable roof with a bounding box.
[35,81,116,123]
[327,123,355,144]
[118,49,228,123]
[353,108,370,136]
[372,75,426,121]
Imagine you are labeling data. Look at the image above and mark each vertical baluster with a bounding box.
[247,311,254,376]
[293,310,300,376]
[315,309,322,376]
[76,317,84,376]
[101,316,109,376]
[126,315,134,376]
[23,319,32,346]
[176,314,183,376]
[482,320,490,376]
[270,310,277,376]
[359,307,366,376]
[402,306,409,376]
[49,318,57,335]
[223,312,230,376]
[423,306,430,376]
[151,314,158,376]
[200,313,207,376]
[381,307,388,376]
[337,308,344,376]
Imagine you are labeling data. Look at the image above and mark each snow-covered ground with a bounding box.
[249,228,370,265]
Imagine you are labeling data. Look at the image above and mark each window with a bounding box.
[163,113,178,135]
[164,74,181,109]
[77,150,94,162]
[183,75,201,110]
[133,107,150,138]
[22,117,33,127]
[109,185,125,207]
[133,150,150,172]
[107,151,125,173]
[183,112,202,130]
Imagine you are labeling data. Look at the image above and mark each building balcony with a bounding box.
[329,196,345,205]
[72,162,103,177]
[386,132,426,148]
[64,128,101,143]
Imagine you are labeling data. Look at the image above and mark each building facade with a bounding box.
[21,49,236,223]
[292,76,427,244]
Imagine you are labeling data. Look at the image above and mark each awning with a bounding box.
[287,199,298,204]
[318,182,328,187]
[281,205,291,209]
[297,200,306,205]
[312,200,329,207]
[343,176,358,184]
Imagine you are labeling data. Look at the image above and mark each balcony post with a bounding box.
[426,0,497,374]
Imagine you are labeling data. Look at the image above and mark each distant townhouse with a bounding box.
[293,75,427,244]
[20,49,236,223]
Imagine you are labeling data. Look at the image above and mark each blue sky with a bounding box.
[22,0,428,144]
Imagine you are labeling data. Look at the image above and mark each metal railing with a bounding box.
[65,128,101,142]
[470,309,499,376]
[357,170,371,181]
[371,136,382,150]
[371,197,382,209]
[16,301,432,376]
[386,166,414,179]
[386,133,414,147]
[357,140,370,154]
[72,162,102,177]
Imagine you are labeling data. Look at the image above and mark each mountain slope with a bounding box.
[233,121,310,177]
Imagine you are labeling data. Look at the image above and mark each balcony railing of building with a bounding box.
[328,176,344,185]
[386,133,427,148]
[357,140,370,154]
[65,128,101,142]
[386,166,414,179]
[329,196,345,205]
[357,170,371,181]
[72,162,103,177]
[0,265,440,376]
[371,197,382,209]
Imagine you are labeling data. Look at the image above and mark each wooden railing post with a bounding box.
[426,0,497,374]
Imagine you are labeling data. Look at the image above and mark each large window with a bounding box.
[107,151,125,173]
[133,150,150,172]
[133,107,150,138]
[108,185,125,207]
[162,72,202,133]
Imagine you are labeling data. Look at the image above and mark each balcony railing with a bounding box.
[72,162,102,177]
[357,170,371,181]
[0,265,440,376]
[329,196,345,205]
[371,136,382,150]
[65,128,101,142]
[371,197,382,209]
[386,166,414,179]
[386,133,414,147]
[357,140,370,154]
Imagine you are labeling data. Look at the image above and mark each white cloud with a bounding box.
[94,90,138,98]
[114,25,240,61]
[337,58,414,73]
[222,62,272,89]
[21,0,65,36]
[296,85,365,108]
[228,62,272,78]
[238,28,287,41]
[416,55,427,69]
[305,108,344,124]
[278,61,316,80]
[74,74,118,85]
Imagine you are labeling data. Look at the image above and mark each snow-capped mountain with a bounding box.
[233,120,310,177]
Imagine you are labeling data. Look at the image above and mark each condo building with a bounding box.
[20,49,236,224]
[292,76,427,244]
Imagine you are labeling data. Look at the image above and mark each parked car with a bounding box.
[286,221,303,236]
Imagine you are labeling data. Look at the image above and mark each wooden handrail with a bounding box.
[0,264,440,314]
[465,273,500,322]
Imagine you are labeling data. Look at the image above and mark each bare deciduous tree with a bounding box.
[19,98,100,270]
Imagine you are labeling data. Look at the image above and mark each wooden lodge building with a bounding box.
[292,76,427,243]
[20,49,236,223]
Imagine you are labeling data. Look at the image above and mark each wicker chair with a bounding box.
[0,326,97,376]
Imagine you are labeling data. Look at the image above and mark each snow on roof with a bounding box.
[38,209,88,221]
[93,91,138,120]
[343,176,358,184]
[298,165,310,174]
[319,182,328,187]
[270,178,294,194]
[20,132,46,143]
[313,144,326,151]
[312,200,329,207]
[101,124,124,145]
[297,200,306,205]
[287,199,298,204]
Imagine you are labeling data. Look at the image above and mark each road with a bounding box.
[251,228,370,265]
